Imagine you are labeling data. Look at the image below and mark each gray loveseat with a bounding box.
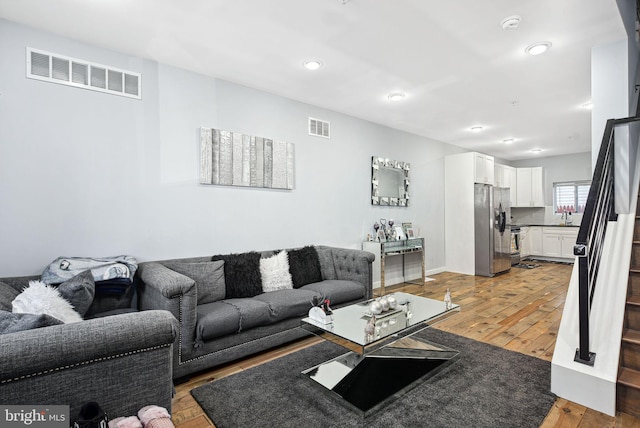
[0,274,178,423]
[136,245,374,380]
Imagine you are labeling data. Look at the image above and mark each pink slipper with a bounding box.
[108,416,142,428]
[137,406,174,428]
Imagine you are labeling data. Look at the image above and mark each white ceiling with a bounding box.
[0,0,627,160]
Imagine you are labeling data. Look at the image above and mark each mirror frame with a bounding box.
[371,156,410,206]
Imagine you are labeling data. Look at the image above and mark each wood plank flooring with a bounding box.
[171,262,640,427]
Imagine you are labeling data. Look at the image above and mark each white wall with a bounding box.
[591,38,634,216]
[592,39,629,170]
[0,19,461,276]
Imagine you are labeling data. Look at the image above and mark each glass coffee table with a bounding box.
[300,292,460,415]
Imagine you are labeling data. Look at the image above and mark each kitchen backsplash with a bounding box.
[511,206,582,226]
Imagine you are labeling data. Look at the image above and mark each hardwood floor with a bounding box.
[171,262,640,427]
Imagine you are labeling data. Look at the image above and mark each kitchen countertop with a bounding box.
[512,224,580,228]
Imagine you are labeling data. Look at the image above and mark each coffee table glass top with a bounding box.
[301,292,459,354]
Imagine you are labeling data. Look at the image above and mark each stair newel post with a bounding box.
[574,243,596,365]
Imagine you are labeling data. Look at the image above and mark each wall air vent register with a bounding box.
[308,117,330,138]
[26,47,141,99]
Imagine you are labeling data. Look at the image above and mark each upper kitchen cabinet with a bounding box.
[495,164,516,206]
[474,153,494,185]
[515,167,544,207]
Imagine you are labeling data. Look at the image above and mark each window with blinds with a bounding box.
[554,181,590,213]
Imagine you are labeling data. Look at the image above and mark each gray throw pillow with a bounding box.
[163,260,225,304]
[56,270,95,317]
[0,281,20,312]
[0,310,64,334]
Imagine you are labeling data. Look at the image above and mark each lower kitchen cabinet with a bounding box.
[529,227,543,255]
[520,226,542,259]
[520,227,530,258]
[541,227,578,259]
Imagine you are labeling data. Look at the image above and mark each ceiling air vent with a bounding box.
[26,47,141,99]
[309,117,330,138]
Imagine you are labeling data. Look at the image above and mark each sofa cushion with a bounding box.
[212,252,263,298]
[300,280,366,306]
[253,289,321,322]
[196,301,240,344]
[288,246,322,288]
[56,270,95,317]
[0,310,63,334]
[196,299,271,344]
[260,251,293,293]
[0,281,19,312]
[163,260,225,304]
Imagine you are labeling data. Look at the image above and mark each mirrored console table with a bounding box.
[362,237,425,296]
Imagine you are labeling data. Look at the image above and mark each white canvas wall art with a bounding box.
[200,127,294,190]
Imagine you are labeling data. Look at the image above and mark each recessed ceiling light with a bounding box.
[470,125,483,132]
[582,102,593,110]
[530,148,543,154]
[525,42,552,55]
[303,60,323,70]
[501,15,521,30]
[388,92,406,101]
[502,138,515,144]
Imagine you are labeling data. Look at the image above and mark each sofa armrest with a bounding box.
[0,310,177,422]
[136,262,199,365]
[316,246,375,300]
[137,262,196,299]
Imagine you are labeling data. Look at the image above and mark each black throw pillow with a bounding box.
[212,252,263,298]
[288,246,322,288]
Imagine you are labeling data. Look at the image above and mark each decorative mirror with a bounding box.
[371,156,410,206]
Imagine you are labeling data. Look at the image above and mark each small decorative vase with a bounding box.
[369,301,383,315]
[444,288,452,310]
[379,297,390,311]
[387,295,398,310]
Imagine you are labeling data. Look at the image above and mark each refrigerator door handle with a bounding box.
[496,202,507,234]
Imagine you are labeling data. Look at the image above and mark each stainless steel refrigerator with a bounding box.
[474,184,511,277]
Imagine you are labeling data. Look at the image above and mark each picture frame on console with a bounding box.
[402,222,414,238]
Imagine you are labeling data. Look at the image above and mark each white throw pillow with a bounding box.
[12,280,83,323]
[260,251,294,293]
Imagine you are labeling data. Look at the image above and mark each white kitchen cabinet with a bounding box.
[494,164,515,187]
[444,152,486,274]
[520,227,531,258]
[542,227,578,259]
[542,233,562,257]
[516,167,544,207]
[506,166,517,207]
[474,153,494,185]
[494,164,504,187]
[529,226,543,255]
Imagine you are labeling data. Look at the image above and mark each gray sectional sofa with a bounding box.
[0,274,178,423]
[136,245,375,380]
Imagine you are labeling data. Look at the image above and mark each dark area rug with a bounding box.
[514,262,541,269]
[191,329,556,428]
